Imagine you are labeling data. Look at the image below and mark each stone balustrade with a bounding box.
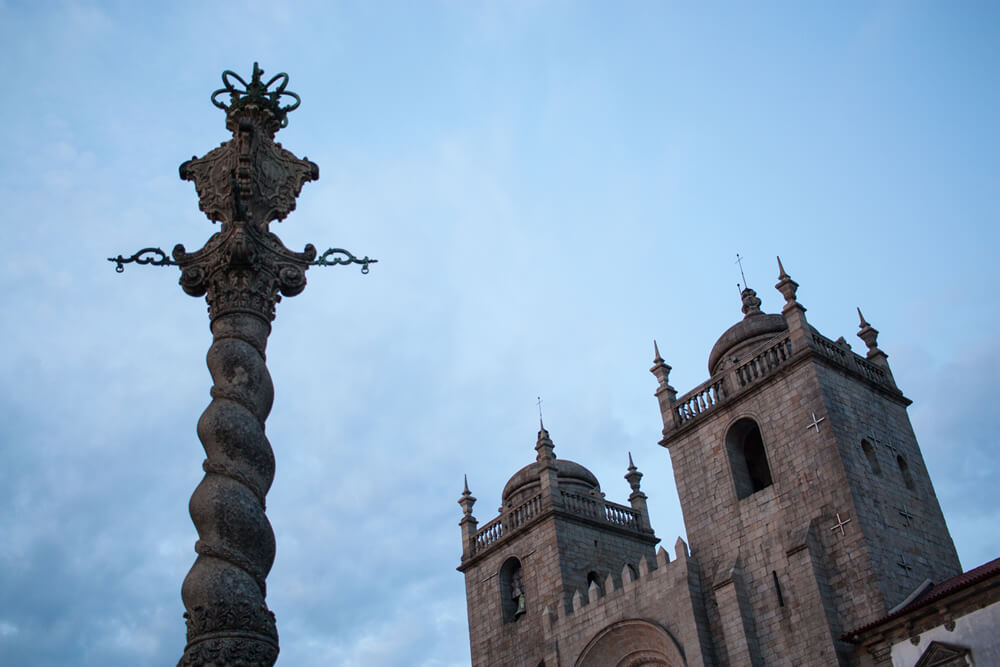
[509,493,543,531]
[475,515,504,552]
[811,332,847,363]
[602,499,641,530]
[674,377,728,426]
[667,328,897,434]
[811,332,892,388]
[735,336,793,388]
[471,491,644,557]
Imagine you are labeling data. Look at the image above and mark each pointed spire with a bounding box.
[625,453,651,532]
[856,307,881,352]
[535,423,555,462]
[774,255,800,305]
[625,452,643,492]
[458,474,476,516]
[777,255,789,279]
[649,340,674,394]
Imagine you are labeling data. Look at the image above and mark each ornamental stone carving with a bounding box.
[111,62,375,667]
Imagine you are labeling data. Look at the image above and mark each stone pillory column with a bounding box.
[109,64,376,666]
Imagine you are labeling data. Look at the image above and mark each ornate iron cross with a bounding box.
[110,64,376,666]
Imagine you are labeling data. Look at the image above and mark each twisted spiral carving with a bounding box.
[179,313,279,666]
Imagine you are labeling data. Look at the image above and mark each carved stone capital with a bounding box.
[173,223,315,322]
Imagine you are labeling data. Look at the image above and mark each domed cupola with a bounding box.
[501,426,601,507]
[707,286,787,375]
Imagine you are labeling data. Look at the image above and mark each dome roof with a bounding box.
[501,458,600,502]
[707,312,788,375]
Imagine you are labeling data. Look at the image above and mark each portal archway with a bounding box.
[574,619,685,667]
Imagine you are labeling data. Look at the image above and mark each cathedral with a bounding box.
[456,259,1000,666]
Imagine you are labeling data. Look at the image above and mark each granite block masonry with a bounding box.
[459,258,964,666]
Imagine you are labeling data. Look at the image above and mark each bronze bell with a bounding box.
[514,593,527,618]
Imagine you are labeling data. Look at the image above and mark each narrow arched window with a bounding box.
[897,455,915,490]
[726,418,773,499]
[586,571,603,595]
[861,439,881,475]
[499,557,526,623]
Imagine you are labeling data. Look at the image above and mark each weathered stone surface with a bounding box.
[460,260,963,666]
[173,65,319,667]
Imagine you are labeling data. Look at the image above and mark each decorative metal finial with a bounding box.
[108,65,378,666]
[735,252,748,288]
[211,62,301,130]
[537,396,544,430]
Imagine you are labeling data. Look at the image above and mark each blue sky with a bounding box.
[1,2,998,665]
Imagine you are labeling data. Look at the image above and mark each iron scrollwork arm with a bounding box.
[108,247,177,273]
[310,248,378,274]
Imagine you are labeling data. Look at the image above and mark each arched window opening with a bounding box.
[499,557,526,623]
[726,418,773,499]
[627,563,639,582]
[861,439,881,475]
[587,571,603,595]
[897,455,915,490]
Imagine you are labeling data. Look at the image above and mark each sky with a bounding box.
[1,1,998,665]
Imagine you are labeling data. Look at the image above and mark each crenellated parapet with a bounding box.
[537,537,714,667]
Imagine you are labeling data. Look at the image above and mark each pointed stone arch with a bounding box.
[574,619,685,667]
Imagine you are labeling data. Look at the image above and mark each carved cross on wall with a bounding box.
[805,412,826,434]
[830,512,852,536]
[897,505,915,527]
[897,553,913,572]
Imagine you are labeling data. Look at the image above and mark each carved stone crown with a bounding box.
[211,62,301,134]
[181,64,319,227]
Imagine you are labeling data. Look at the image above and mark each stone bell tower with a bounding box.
[650,258,961,665]
[457,426,662,666]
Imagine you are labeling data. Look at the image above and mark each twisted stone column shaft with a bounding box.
[179,313,279,666]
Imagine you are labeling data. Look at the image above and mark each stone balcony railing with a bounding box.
[470,490,644,557]
[668,329,895,433]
